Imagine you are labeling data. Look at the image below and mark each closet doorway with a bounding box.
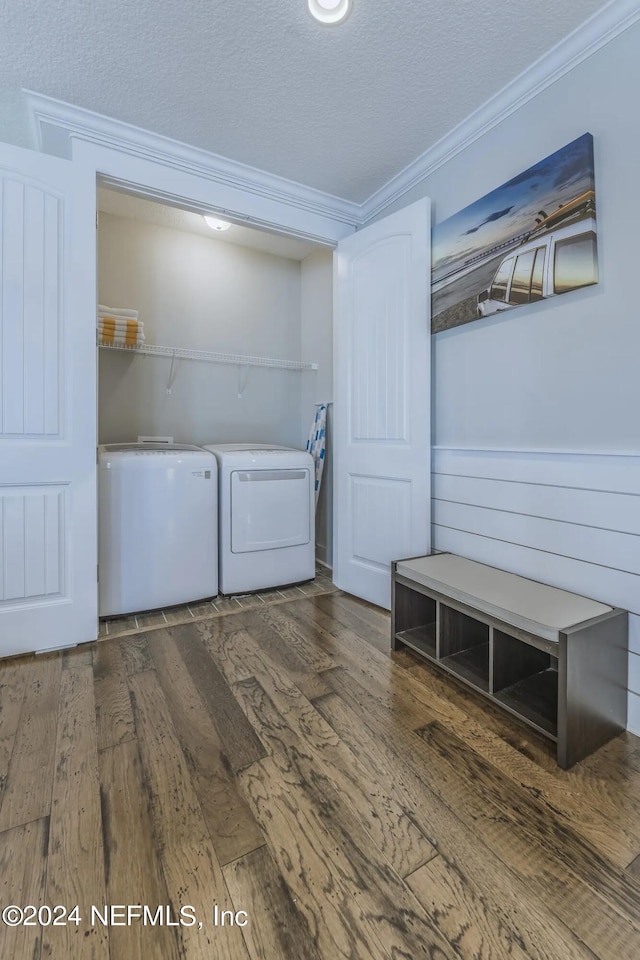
[96,185,335,618]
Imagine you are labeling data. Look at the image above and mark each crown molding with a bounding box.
[23,90,363,228]
[22,0,640,231]
[360,0,640,222]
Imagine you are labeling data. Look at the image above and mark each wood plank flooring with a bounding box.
[1,590,640,958]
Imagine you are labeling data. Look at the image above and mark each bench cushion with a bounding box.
[395,554,612,643]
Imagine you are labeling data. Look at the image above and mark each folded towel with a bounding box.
[98,328,145,342]
[98,315,143,326]
[99,318,145,347]
[98,304,139,319]
[98,318,145,332]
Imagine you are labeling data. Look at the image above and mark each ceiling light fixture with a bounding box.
[308,0,351,25]
[204,215,231,231]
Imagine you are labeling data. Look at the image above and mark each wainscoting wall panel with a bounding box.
[432,447,640,734]
[0,485,65,604]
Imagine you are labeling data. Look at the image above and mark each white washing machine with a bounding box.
[203,443,315,595]
[98,443,218,616]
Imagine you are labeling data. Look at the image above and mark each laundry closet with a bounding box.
[96,186,334,617]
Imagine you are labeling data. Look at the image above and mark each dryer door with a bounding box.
[231,468,311,553]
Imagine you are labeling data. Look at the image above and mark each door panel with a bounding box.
[0,141,97,656]
[1,486,65,602]
[350,474,412,568]
[2,180,62,437]
[334,199,431,608]
[351,237,410,442]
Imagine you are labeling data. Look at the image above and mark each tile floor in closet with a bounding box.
[98,565,336,639]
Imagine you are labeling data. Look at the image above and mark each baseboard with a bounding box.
[315,549,332,571]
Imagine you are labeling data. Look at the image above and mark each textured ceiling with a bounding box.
[97,188,320,260]
[2,0,610,202]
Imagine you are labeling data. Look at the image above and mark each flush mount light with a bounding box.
[308,0,351,25]
[204,215,231,231]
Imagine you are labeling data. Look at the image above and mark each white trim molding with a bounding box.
[432,446,640,496]
[360,0,640,222]
[433,444,640,460]
[24,90,362,233]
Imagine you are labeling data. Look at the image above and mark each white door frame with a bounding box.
[75,132,355,630]
[69,152,356,250]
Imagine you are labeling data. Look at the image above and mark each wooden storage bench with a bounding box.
[391,553,628,768]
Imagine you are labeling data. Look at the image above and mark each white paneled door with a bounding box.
[0,142,97,656]
[333,199,431,609]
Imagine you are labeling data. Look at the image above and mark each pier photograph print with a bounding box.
[431,133,598,334]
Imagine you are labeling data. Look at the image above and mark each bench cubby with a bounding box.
[391,553,628,768]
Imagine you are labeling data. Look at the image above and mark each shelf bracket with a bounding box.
[166,351,178,395]
[237,362,251,399]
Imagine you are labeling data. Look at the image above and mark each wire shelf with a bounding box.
[98,340,318,371]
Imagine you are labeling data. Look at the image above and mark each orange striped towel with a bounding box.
[98,317,144,347]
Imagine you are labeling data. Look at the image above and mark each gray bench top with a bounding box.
[395,554,613,643]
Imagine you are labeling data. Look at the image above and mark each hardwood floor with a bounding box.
[2,591,640,958]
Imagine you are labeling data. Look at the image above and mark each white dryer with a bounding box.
[98,443,217,616]
[203,444,315,595]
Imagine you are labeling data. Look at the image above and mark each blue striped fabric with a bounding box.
[306,403,328,506]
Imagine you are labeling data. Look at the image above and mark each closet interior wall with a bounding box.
[98,211,305,449]
[300,249,334,568]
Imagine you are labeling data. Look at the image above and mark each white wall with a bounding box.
[98,213,304,448]
[300,249,334,566]
[373,24,640,730]
[0,92,32,149]
[383,24,640,453]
